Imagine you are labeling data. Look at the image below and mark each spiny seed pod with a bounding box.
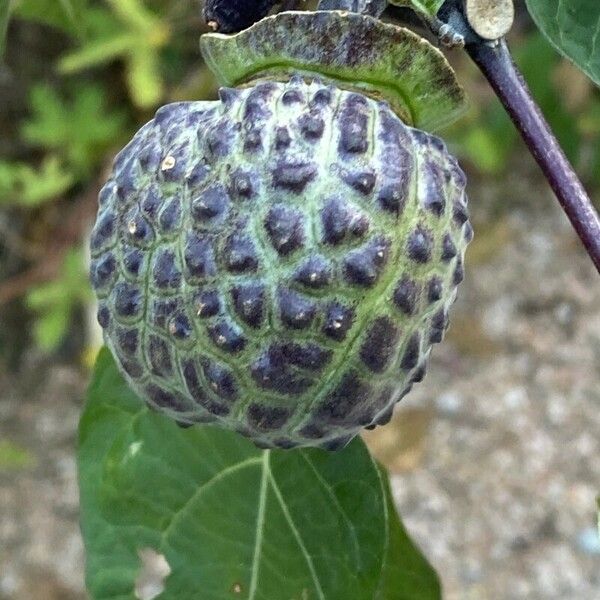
[90,11,471,450]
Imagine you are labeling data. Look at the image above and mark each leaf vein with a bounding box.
[300,452,361,570]
[248,450,270,600]
[161,456,263,541]
[269,469,326,600]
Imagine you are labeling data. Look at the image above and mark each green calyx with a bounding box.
[200,10,466,131]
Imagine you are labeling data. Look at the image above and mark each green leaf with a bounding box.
[526,0,600,87]
[388,0,444,18]
[80,350,441,600]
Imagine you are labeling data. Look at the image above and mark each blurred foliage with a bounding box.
[26,247,91,351]
[0,1,599,359]
[0,156,74,207]
[59,0,171,107]
[15,0,89,36]
[22,83,126,178]
[0,82,126,208]
[0,439,36,471]
[448,31,600,180]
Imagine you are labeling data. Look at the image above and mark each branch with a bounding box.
[465,38,600,274]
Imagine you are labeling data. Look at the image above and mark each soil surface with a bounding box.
[1,156,599,599]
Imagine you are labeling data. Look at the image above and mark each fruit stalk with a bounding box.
[465,38,600,274]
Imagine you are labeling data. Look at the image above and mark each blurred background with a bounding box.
[0,1,599,598]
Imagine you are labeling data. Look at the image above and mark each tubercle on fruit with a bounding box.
[91,10,472,450]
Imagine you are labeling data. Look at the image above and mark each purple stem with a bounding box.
[466,38,600,274]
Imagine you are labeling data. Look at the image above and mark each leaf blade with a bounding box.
[80,350,440,599]
[526,0,600,86]
[376,463,442,599]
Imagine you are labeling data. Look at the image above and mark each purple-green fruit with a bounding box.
[90,11,471,449]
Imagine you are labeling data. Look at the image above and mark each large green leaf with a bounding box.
[80,349,440,600]
[526,0,600,86]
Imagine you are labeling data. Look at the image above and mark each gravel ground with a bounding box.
[1,161,599,599]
